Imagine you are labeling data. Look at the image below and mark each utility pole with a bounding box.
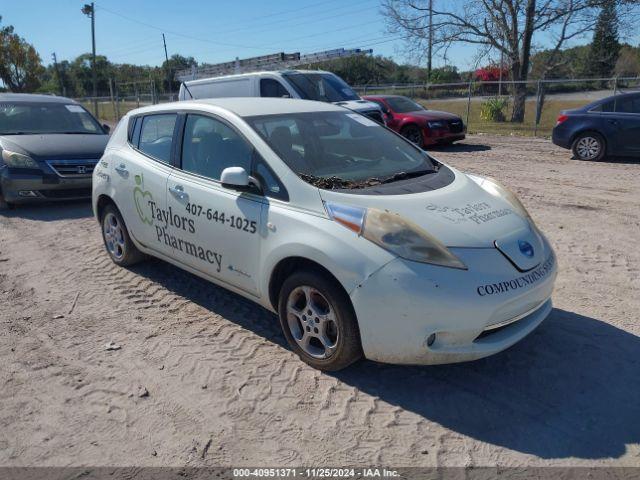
[52,52,64,96]
[427,0,433,80]
[162,33,172,99]
[82,3,98,117]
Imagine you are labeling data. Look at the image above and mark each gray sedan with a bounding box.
[0,93,110,209]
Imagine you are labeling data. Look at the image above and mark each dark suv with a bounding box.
[552,91,640,161]
[0,93,110,209]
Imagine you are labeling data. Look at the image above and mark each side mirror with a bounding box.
[102,123,111,134]
[220,166,262,193]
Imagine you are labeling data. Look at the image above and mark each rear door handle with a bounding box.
[115,164,128,175]
[169,184,188,199]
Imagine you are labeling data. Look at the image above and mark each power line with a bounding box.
[95,5,267,50]
[95,1,379,55]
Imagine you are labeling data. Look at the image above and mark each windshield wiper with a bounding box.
[379,169,436,184]
[300,173,388,190]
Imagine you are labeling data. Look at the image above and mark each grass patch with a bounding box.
[418,98,587,137]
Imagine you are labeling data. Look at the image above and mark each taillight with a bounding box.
[556,114,569,125]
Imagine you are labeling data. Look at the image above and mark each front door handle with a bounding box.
[608,119,619,126]
[115,164,128,175]
[169,184,188,199]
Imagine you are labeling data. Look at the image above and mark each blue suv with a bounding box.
[552,92,640,161]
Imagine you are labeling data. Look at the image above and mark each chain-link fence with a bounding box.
[354,76,640,137]
[77,75,640,136]
[75,79,176,125]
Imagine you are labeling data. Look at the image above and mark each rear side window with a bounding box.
[138,114,177,163]
[260,79,290,98]
[614,96,640,114]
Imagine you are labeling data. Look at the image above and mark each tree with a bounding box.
[614,44,640,76]
[383,1,635,123]
[0,16,44,92]
[588,0,621,78]
[162,54,197,91]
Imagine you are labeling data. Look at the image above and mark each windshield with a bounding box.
[385,96,425,113]
[246,111,437,189]
[0,102,104,135]
[282,73,360,102]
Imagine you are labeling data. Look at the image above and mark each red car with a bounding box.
[363,95,466,148]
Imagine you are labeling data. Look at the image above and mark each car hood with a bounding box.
[403,109,461,121]
[318,168,535,251]
[0,134,109,160]
[332,99,382,113]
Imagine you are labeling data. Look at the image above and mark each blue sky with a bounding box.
[0,0,484,70]
[1,0,629,71]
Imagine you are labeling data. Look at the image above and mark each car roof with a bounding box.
[183,70,333,86]
[583,91,640,110]
[0,93,78,104]
[130,97,345,117]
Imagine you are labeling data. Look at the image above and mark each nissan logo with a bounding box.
[518,240,534,258]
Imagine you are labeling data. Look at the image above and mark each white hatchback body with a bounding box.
[93,98,556,367]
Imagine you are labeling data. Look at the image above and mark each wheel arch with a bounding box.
[96,194,118,221]
[268,256,351,313]
[400,121,421,133]
[570,128,608,154]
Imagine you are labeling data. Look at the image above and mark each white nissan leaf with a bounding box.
[93,98,557,371]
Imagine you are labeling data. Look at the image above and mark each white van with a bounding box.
[178,70,385,124]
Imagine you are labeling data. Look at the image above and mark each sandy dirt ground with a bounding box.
[0,134,639,468]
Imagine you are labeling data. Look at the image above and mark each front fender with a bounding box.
[259,210,396,310]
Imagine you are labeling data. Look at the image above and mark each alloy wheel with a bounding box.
[103,212,126,260]
[576,136,601,160]
[286,285,339,359]
[404,127,422,146]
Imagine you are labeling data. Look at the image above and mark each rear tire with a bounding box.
[572,132,606,161]
[278,270,362,371]
[401,125,424,149]
[100,204,145,266]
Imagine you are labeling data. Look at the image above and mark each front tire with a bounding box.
[0,191,14,211]
[572,132,605,161]
[401,125,424,149]
[100,204,145,266]
[278,270,362,371]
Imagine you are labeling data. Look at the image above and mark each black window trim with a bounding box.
[259,77,292,98]
[590,94,640,115]
[175,109,289,202]
[128,112,181,166]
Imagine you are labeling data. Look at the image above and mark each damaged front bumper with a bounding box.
[350,241,557,365]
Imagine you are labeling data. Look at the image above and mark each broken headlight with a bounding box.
[325,202,467,269]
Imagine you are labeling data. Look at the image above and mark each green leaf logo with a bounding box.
[133,173,154,225]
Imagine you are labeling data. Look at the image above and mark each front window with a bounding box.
[246,111,437,189]
[385,97,425,113]
[0,102,104,135]
[181,114,252,180]
[282,73,359,102]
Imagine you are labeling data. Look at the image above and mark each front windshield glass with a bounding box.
[385,96,425,113]
[246,111,437,189]
[282,73,360,102]
[0,102,104,135]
